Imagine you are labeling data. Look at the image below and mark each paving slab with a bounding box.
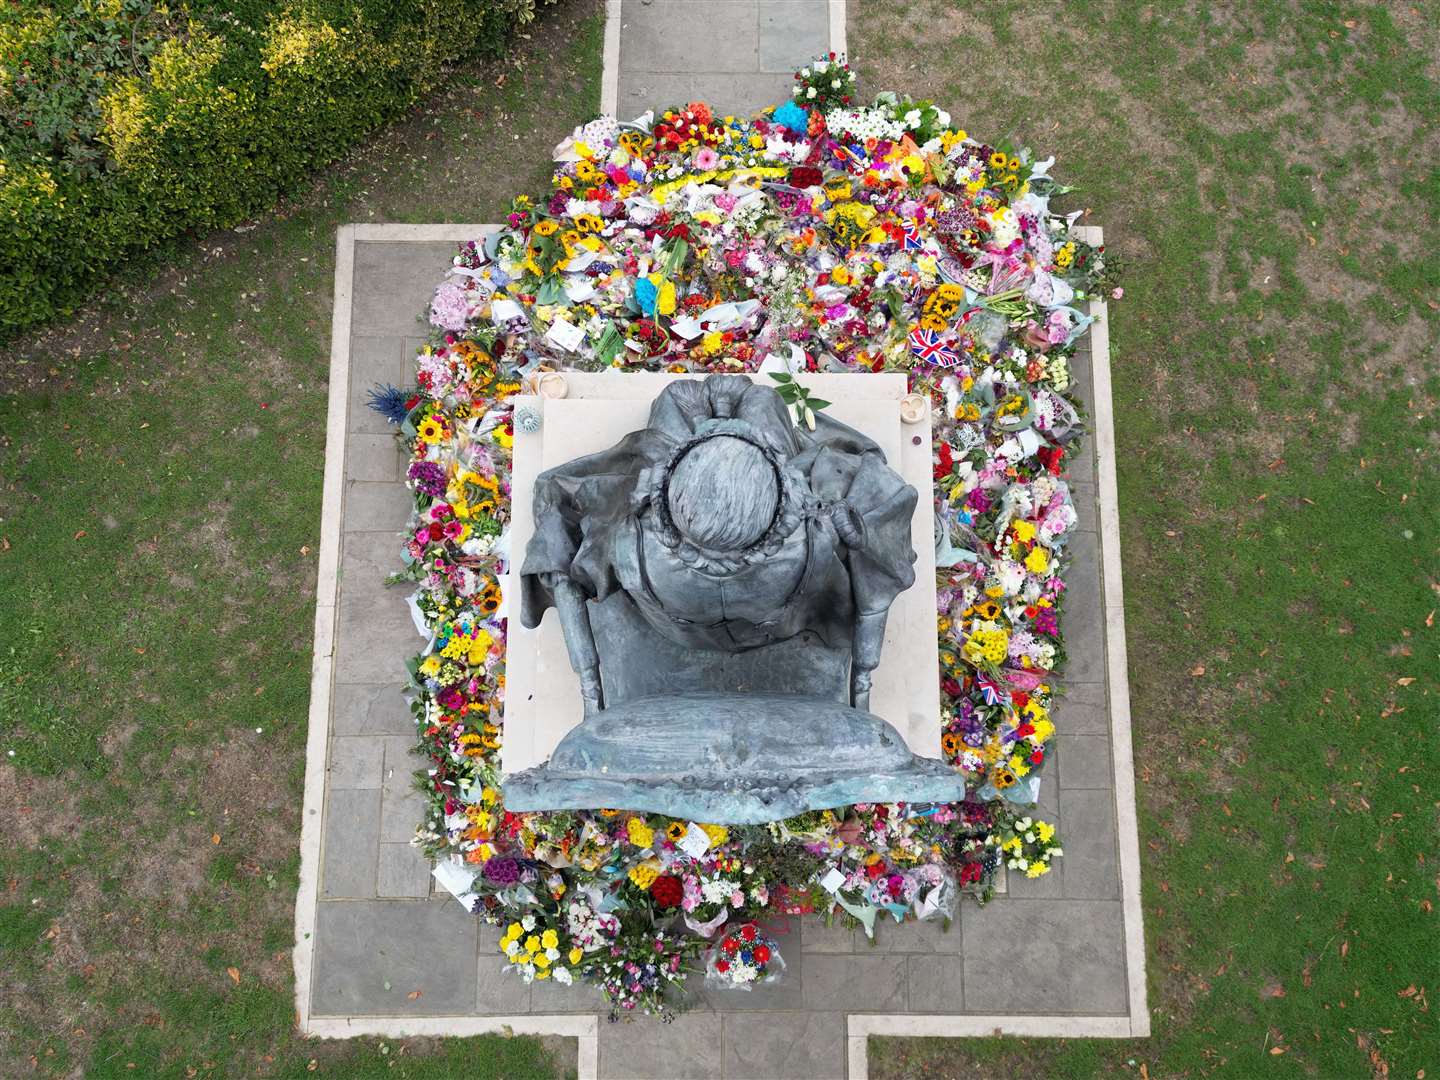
[960,899,1128,1015]
[724,1010,846,1079]
[312,899,479,1016]
[614,0,834,117]
[599,1009,724,1079]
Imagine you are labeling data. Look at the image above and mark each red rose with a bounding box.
[740,924,757,942]
[716,960,730,973]
[650,874,683,908]
[753,945,771,965]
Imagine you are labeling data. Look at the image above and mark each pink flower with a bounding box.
[1111,287,1124,300]
[730,889,745,907]
[694,147,720,170]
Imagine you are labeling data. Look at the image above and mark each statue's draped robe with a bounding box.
[519,375,918,657]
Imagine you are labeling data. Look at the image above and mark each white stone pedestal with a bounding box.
[502,372,940,778]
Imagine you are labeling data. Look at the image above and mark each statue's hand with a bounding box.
[851,667,873,712]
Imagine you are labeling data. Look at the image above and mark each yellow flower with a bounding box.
[1011,519,1037,543]
[1036,820,1056,843]
[656,279,677,316]
[665,821,687,842]
[1031,718,1055,743]
[541,929,559,950]
[534,219,560,236]
[524,934,540,954]
[1025,547,1049,574]
[420,656,442,677]
[628,864,659,890]
[701,331,724,355]
[533,952,552,969]
[701,823,728,848]
[627,818,655,848]
[1026,862,1049,878]
[830,266,851,285]
[569,947,583,965]
[503,922,523,943]
[417,417,445,443]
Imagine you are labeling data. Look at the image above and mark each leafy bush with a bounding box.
[0,0,553,334]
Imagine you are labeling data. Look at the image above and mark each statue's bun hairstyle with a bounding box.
[666,435,780,552]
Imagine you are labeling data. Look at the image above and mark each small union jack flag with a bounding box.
[902,225,924,250]
[976,672,1008,706]
[908,326,958,367]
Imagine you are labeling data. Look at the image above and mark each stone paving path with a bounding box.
[609,0,841,118]
[295,6,1146,1073]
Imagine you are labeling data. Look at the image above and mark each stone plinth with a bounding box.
[502,372,940,779]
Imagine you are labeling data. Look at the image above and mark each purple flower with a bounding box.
[407,460,447,497]
[481,857,521,884]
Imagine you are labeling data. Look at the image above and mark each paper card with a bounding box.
[670,316,703,340]
[564,279,597,303]
[565,250,598,273]
[679,823,712,860]
[490,298,523,323]
[1015,428,1043,458]
[544,319,586,353]
[433,856,478,900]
[819,866,847,893]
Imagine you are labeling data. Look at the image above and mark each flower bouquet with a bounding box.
[705,923,786,990]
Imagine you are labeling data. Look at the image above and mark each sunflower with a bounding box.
[988,151,1009,170]
[533,219,560,236]
[665,821,687,842]
[417,416,446,443]
[993,766,1017,789]
[477,581,502,616]
[941,731,962,757]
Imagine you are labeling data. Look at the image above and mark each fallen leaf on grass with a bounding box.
[1190,664,1206,677]
[1270,1046,1286,1055]
[226,967,240,985]
[211,834,221,845]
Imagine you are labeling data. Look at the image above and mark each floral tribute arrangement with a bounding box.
[375,60,1114,1020]
[705,922,785,990]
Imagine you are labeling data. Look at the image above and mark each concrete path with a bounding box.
[604,0,845,118]
[293,226,1146,1079]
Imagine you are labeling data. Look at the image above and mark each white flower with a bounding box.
[815,61,828,73]
[903,109,922,127]
[807,87,817,99]
[554,967,574,985]
[831,79,840,89]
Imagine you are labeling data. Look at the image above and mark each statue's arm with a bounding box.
[544,573,605,717]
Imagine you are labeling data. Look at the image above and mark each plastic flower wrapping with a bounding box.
[383,66,1110,1019]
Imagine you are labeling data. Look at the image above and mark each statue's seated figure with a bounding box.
[505,374,966,822]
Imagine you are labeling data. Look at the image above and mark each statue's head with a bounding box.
[666,435,779,552]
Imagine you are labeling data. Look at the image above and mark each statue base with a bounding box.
[502,692,969,824]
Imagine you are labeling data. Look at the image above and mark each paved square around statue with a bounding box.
[294,224,1144,1077]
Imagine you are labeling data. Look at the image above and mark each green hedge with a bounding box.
[0,0,552,335]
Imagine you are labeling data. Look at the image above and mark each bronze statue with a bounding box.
[507,374,966,822]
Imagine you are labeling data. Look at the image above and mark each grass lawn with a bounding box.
[853,1,1439,1077]
[0,0,602,1074]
